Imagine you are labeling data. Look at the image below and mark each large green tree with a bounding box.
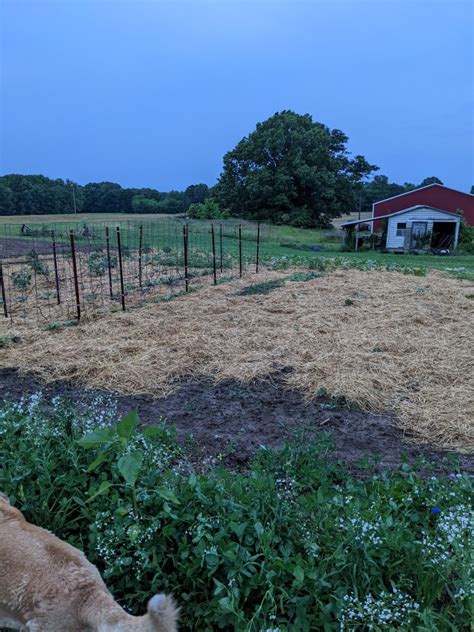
[215,111,378,227]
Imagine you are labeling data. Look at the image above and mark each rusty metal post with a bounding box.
[116,227,126,311]
[0,263,8,318]
[51,230,61,305]
[69,230,81,320]
[239,224,242,278]
[256,222,260,274]
[105,226,113,298]
[183,224,189,292]
[219,222,223,273]
[211,223,217,285]
[138,223,143,287]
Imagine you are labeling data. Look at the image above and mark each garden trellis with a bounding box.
[0,218,268,324]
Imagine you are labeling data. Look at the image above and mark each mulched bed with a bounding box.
[1,367,472,475]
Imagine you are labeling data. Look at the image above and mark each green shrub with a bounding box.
[188,199,230,220]
[27,251,50,278]
[11,269,32,289]
[88,252,117,276]
[0,396,472,631]
[457,218,474,254]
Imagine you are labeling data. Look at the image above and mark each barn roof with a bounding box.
[373,183,474,205]
[341,205,462,227]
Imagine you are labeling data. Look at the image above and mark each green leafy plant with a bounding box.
[0,334,21,348]
[287,271,321,282]
[88,252,117,276]
[239,279,286,296]
[0,397,472,631]
[11,269,32,289]
[47,319,79,331]
[27,251,50,278]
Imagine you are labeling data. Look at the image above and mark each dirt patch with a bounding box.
[0,237,94,259]
[1,368,472,474]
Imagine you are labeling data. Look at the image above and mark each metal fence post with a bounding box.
[0,263,8,318]
[239,224,242,278]
[69,230,81,320]
[51,230,61,305]
[116,227,126,311]
[183,224,189,292]
[256,222,260,273]
[138,223,143,287]
[105,226,113,298]
[211,223,217,285]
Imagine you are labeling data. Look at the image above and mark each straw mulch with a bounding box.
[1,269,473,452]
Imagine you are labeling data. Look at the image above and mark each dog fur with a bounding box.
[0,493,178,632]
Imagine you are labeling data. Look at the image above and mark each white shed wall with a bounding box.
[385,207,460,250]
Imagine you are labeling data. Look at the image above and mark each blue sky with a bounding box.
[1,0,473,191]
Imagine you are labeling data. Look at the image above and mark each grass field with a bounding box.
[1,212,473,275]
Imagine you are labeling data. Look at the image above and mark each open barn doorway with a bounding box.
[432,222,456,249]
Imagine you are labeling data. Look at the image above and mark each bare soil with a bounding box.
[0,237,94,259]
[1,367,472,475]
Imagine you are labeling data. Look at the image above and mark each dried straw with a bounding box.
[1,269,473,452]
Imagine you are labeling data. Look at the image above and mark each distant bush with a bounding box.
[188,198,230,220]
[131,196,162,214]
[457,218,474,253]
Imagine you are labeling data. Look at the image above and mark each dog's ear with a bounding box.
[0,492,10,504]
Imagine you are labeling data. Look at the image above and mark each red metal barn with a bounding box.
[372,184,474,233]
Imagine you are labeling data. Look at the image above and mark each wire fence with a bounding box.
[0,218,272,324]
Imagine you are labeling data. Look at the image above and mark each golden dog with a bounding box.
[0,493,178,632]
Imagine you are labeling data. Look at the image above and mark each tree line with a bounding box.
[1,110,462,227]
[0,175,210,217]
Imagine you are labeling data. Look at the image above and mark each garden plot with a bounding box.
[1,268,473,452]
[0,246,221,323]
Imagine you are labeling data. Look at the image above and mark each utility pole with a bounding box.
[71,184,77,214]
